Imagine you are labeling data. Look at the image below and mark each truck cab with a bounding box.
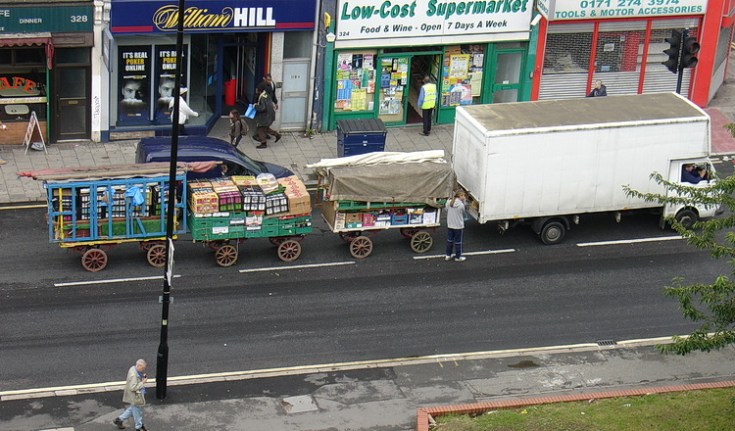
[662,158,720,228]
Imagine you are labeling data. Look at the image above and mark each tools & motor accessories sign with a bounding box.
[336,0,531,41]
[536,0,707,21]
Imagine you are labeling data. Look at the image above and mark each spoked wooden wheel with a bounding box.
[146,244,167,268]
[410,230,433,253]
[81,248,108,272]
[277,240,302,262]
[215,244,238,267]
[349,235,373,259]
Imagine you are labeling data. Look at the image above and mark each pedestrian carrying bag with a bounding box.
[244,104,257,119]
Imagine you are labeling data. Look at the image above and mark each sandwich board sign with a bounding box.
[23,111,46,154]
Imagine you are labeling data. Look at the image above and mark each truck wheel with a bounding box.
[540,221,566,245]
[675,208,698,229]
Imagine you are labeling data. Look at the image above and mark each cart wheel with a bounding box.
[81,248,108,272]
[277,240,302,262]
[410,230,433,254]
[139,242,153,252]
[215,244,238,267]
[349,235,373,259]
[400,228,418,239]
[71,246,88,255]
[269,237,284,246]
[147,244,167,268]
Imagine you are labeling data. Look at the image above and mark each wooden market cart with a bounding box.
[310,151,455,259]
[38,164,188,272]
[185,174,313,267]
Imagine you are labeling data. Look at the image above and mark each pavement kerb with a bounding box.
[0,337,674,402]
[415,380,735,431]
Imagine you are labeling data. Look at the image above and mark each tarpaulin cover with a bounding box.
[326,162,455,205]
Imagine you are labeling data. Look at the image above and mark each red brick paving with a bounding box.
[705,108,735,155]
[415,380,735,431]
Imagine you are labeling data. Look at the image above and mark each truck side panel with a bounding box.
[453,107,710,223]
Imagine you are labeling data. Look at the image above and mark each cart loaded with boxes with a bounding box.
[309,151,455,258]
[187,173,312,267]
[33,163,189,272]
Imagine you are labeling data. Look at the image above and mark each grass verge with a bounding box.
[434,388,735,431]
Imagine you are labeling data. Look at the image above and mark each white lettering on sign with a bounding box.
[336,0,531,42]
[233,7,275,27]
[19,18,42,24]
[544,0,706,21]
[0,10,10,17]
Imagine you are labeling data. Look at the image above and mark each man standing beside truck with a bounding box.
[445,191,467,262]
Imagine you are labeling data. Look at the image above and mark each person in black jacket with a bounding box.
[253,84,281,149]
[587,80,607,97]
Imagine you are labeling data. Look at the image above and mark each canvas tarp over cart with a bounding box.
[309,151,455,258]
[29,163,190,272]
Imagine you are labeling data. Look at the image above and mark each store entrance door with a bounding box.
[54,66,90,141]
[280,59,309,130]
[376,55,411,125]
[489,49,524,104]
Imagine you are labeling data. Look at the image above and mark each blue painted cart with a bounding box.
[42,166,187,272]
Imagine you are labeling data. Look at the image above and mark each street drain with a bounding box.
[597,339,617,346]
[507,359,540,369]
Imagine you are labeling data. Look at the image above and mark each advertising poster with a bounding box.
[154,45,187,124]
[118,46,151,124]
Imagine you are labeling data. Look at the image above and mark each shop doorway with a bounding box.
[54,66,90,141]
[377,52,440,126]
[489,48,524,103]
[280,59,309,129]
[222,34,260,108]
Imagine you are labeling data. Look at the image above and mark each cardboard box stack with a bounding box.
[188,175,311,218]
[277,175,312,216]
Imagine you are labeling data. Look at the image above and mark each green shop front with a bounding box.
[325,0,534,130]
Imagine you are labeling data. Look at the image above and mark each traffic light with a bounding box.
[662,29,681,73]
[681,35,700,68]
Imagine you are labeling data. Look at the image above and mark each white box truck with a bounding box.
[452,92,719,244]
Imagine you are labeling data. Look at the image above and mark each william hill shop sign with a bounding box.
[110,0,315,33]
[336,0,531,45]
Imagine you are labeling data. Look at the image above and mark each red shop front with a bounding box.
[532,0,735,107]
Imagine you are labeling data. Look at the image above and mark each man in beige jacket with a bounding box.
[113,359,148,431]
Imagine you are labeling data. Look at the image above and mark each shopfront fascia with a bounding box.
[109,0,316,136]
[532,0,727,106]
[0,3,94,145]
[325,0,534,130]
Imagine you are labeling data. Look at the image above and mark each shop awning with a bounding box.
[0,32,54,69]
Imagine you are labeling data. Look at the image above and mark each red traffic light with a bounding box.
[681,36,700,68]
[662,30,682,73]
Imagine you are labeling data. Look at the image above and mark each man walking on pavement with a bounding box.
[418,75,437,136]
[113,359,149,431]
[253,83,282,149]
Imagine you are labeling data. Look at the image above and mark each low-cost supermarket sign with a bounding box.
[336,0,532,41]
[536,0,706,21]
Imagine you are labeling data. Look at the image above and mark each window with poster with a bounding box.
[441,45,485,108]
[0,48,48,128]
[334,51,377,113]
[117,45,151,125]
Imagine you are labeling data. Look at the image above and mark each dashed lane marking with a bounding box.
[239,261,355,273]
[54,275,182,287]
[413,249,516,260]
[577,235,683,247]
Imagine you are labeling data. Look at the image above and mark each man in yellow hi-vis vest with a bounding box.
[418,76,437,136]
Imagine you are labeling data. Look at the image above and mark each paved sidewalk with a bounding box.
[0,120,451,205]
[2,342,735,431]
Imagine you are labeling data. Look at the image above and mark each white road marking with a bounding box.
[413,249,516,260]
[577,236,683,247]
[239,261,355,273]
[0,335,680,401]
[54,275,182,287]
